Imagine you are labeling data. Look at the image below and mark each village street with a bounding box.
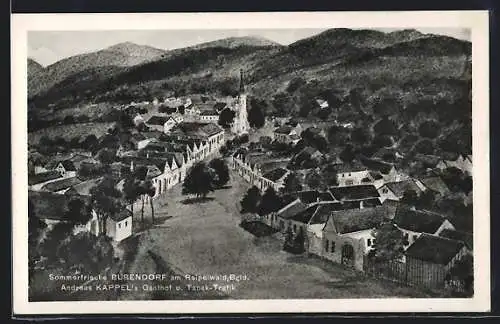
[119,166,434,300]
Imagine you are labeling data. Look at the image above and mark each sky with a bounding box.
[28,28,471,67]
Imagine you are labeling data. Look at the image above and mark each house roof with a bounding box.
[318,192,336,202]
[200,110,219,116]
[360,156,394,174]
[439,229,473,250]
[65,177,102,196]
[41,177,82,192]
[262,167,288,182]
[369,171,383,180]
[291,204,321,224]
[146,116,168,125]
[277,199,308,220]
[109,209,133,222]
[131,132,147,141]
[146,165,163,179]
[29,171,63,185]
[335,163,368,174]
[419,177,450,195]
[393,206,448,234]
[213,102,227,112]
[415,154,442,167]
[405,234,465,265]
[329,184,380,201]
[275,125,293,134]
[384,179,422,197]
[329,206,387,234]
[59,160,77,171]
[292,190,321,204]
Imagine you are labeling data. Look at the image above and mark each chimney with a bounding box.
[130,161,134,172]
[360,200,364,209]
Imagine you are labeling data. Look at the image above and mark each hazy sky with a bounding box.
[28,28,471,67]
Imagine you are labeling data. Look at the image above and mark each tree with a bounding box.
[320,163,339,187]
[418,120,440,139]
[448,254,473,294]
[182,162,216,198]
[416,190,436,210]
[351,127,370,145]
[145,181,156,224]
[286,77,306,93]
[122,174,141,219]
[258,187,282,216]
[90,176,125,236]
[373,116,398,136]
[209,158,230,188]
[240,186,261,214]
[283,226,295,251]
[281,172,303,194]
[81,134,98,151]
[248,99,266,128]
[305,170,323,190]
[218,108,235,128]
[96,148,117,165]
[41,222,75,263]
[414,139,435,155]
[65,197,92,225]
[339,145,356,163]
[369,223,406,264]
[57,231,115,273]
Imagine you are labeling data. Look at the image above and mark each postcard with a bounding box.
[12,10,490,315]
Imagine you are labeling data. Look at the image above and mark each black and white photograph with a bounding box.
[12,11,490,314]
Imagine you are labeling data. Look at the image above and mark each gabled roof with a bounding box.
[328,206,387,234]
[335,163,368,174]
[292,190,321,204]
[41,177,82,192]
[439,229,473,250]
[406,234,465,265]
[29,171,62,185]
[146,165,163,179]
[291,204,321,224]
[318,191,336,202]
[58,160,77,171]
[384,179,422,197]
[213,102,227,112]
[262,167,288,182]
[393,206,448,234]
[419,177,450,195]
[146,115,168,125]
[277,199,308,220]
[329,184,380,201]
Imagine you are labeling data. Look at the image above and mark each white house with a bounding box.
[164,115,184,133]
[199,110,220,122]
[335,164,371,187]
[377,179,423,202]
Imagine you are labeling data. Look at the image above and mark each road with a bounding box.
[120,166,433,299]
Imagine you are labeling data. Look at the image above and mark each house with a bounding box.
[405,234,468,289]
[329,184,380,202]
[274,124,302,144]
[28,171,64,191]
[393,205,455,248]
[40,177,82,194]
[130,133,155,150]
[320,206,387,271]
[360,156,402,183]
[377,179,423,202]
[29,190,132,242]
[437,154,472,175]
[261,167,289,192]
[199,110,220,122]
[273,199,308,233]
[335,164,371,187]
[289,190,336,206]
[185,104,200,115]
[315,99,329,110]
[439,229,473,253]
[133,114,145,126]
[65,177,103,197]
[415,176,451,198]
[213,102,228,114]
[145,115,175,133]
[415,154,443,170]
[164,115,184,133]
[54,160,77,178]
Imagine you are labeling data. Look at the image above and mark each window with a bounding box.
[382,188,388,193]
[325,240,329,252]
[293,224,297,233]
[330,242,336,253]
[367,239,372,247]
[413,235,418,242]
[118,223,122,229]
[125,221,128,227]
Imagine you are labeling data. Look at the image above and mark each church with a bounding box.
[230,69,250,135]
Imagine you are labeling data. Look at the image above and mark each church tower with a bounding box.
[231,69,250,135]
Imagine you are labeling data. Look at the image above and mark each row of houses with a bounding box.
[28,121,226,242]
[257,191,471,290]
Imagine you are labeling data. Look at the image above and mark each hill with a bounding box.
[28,42,168,98]
[29,28,471,116]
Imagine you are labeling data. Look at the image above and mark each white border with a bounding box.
[12,11,490,314]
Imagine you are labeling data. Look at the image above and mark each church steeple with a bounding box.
[239,69,245,94]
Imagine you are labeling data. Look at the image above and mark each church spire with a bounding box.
[239,69,245,93]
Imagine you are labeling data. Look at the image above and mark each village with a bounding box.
[28,68,473,300]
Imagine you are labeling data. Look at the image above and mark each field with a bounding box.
[119,166,436,300]
[28,122,115,145]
